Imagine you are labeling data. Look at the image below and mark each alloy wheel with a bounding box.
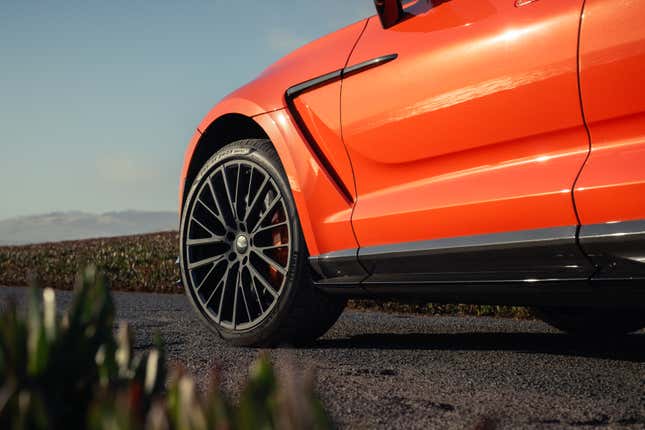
[182,159,292,331]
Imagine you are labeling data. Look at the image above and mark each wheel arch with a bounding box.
[180,113,269,207]
[179,107,323,256]
[180,94,359,257]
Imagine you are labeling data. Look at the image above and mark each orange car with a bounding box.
[178,0,645,346]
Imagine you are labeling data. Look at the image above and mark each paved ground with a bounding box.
[1,286,644,429]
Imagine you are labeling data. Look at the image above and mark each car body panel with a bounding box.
[180,0,645,299]
[292,87,356,200]
[179,20,368,255]
[202,19,368,124]
[181,105,359,257]
[253,110,358,256]
[574,0,645,225]
[341,0,589,249]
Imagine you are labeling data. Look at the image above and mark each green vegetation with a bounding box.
[0,232,532,319]
[0,232,179,293]
[0,267,332,430]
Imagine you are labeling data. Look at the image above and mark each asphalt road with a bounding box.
[1,286,644,429]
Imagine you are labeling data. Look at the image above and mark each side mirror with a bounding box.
[374,0,404,29]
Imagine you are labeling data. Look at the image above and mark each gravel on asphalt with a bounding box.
[1,286,643,430]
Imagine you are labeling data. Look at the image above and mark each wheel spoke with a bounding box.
[195,261,218,291]
[232,266,240,328]
[197,198,226,227]
[244,167,254,214]
[204,271,226,308]
[248,269,265,313]
[191,216,219,238]
[222,166,238,224]
[252,221,287,236]
[188,254,225,270]
[252,249,287,275]
[239,268,252,323]
[207,178,235,230]
[255,243,288,252]
[234,164,243,220]
[187,236,226,246]
[217,265,233,323]
[244,176,269,223]
[249,265,278,298]
[250,195,282,234]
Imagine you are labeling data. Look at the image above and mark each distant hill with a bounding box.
[0,211,178,245]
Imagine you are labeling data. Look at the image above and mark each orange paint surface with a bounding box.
[179,20,366,255]
[574,0,645,225]
[342,0,588,246]
[180,0,645,256]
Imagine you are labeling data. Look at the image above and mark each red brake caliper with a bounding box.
[269,211,287,285]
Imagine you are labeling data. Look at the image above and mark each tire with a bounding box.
[536,306,645,336]
[179,139,346,347]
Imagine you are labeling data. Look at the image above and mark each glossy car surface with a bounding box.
[179,0,645,344]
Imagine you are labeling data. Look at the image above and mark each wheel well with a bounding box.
[183,113,269,204]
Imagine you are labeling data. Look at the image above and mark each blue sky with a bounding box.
[0,1,374,220]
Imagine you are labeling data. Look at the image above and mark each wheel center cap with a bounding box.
[235,234,249,253]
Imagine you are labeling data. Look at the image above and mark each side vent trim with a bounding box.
[284,54,399,203]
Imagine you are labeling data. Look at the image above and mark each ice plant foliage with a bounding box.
[0,266,332,430]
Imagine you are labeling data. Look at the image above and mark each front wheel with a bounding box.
[179,139,345,346]
[536,306,645,336]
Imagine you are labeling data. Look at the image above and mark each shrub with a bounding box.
[0,232,180,293]
[0,267,331,430]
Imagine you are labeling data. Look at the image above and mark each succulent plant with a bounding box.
[0,266,331,430]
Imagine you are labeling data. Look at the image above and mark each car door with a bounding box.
[340,0,592,282]
[575,0,645,279]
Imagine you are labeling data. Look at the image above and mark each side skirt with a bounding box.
[309,222,645,306]
[580,219,645,279]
